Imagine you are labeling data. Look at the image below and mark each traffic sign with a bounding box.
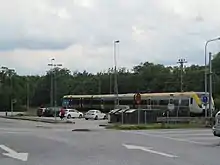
[202,96,208,103]
[135,93,141,104]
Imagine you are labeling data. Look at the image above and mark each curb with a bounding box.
[0,116,75,124]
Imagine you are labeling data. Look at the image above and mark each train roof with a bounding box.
[63,91,204,98]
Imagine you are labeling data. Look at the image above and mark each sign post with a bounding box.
[135,93,141,125]
[202,95,208,118]
[11,99,17,116]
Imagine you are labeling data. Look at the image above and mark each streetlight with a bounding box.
[208,52,213,117]
[48,58,62,121]
[26,76,30,112]
[48,58,55,109]
[204,37,220,117]
[113,40,120,108]
[1,66,15,116]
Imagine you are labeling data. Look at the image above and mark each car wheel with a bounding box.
[85,118,88,120]
[103,115,107,120]
[94,116,98,120]
[67,115,71,119]
[79,114,82,118]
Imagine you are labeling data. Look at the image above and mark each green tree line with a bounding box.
[1,53,220,111]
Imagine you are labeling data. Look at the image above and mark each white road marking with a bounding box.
[186,136,219,140]
[0,145,28,161]
[122,131,211,145]
[123,144,178,158]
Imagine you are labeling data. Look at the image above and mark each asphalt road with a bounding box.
[0,118,219,165]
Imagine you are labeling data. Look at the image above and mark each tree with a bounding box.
[0,52,220,111]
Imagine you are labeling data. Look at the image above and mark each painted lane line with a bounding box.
[122,131,210,145]
[123,144,178,158]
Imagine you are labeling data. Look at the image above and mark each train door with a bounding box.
[101,98,104,110]
[147,98,151,110]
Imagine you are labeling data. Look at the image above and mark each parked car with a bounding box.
[37,108,46,117]
[61,109,84,119]
[44,107,61,117]
[84,110,107,120]
[213,111,220,137]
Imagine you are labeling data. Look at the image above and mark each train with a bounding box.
[62,91,214,116]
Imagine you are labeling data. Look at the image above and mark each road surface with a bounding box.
[0,118,219,165]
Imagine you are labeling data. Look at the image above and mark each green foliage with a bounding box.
[0,53,220,111]
[106,123,205,130]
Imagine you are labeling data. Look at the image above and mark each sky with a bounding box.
[1,0,220,75]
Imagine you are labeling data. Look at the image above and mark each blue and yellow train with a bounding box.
[62,91,214,116]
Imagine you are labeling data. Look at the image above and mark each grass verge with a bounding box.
[105,123,208,130]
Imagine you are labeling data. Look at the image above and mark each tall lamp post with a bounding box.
[208,52,213,117]
[26,77,30,112]
[113,40,120,108]
[48,59,62,121]
[204,37,220,117]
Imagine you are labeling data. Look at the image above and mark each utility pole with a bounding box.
[109,68,113,94]
[177,58,187,92]
[113,40,120,108]
[49,58,54,108]
[26,77,30,111]
[208,52,213,117]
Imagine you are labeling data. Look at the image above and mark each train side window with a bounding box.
[169,99,174,104]
[93,99,101,104]
[181,99,189,106]
[159,99,169,105]
[174,99,179,105]
[147,99,151,105]
[190,98,193,104]
[120,99,132,105]
[151,100,158,105]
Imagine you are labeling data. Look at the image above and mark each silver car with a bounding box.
[84,110,107,120]
[212,111,220,137]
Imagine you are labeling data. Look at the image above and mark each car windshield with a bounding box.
[88,110,96,113]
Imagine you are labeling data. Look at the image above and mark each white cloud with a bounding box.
[0,0,220,75]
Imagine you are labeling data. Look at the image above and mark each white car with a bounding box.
[61,109,83,119]
[84,110,107,120]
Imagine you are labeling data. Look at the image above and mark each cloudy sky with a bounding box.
[1,0,220,75]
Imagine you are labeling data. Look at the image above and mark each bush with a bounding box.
[106,123,205,130]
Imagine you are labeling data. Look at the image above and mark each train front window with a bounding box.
[62,98,70,107]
